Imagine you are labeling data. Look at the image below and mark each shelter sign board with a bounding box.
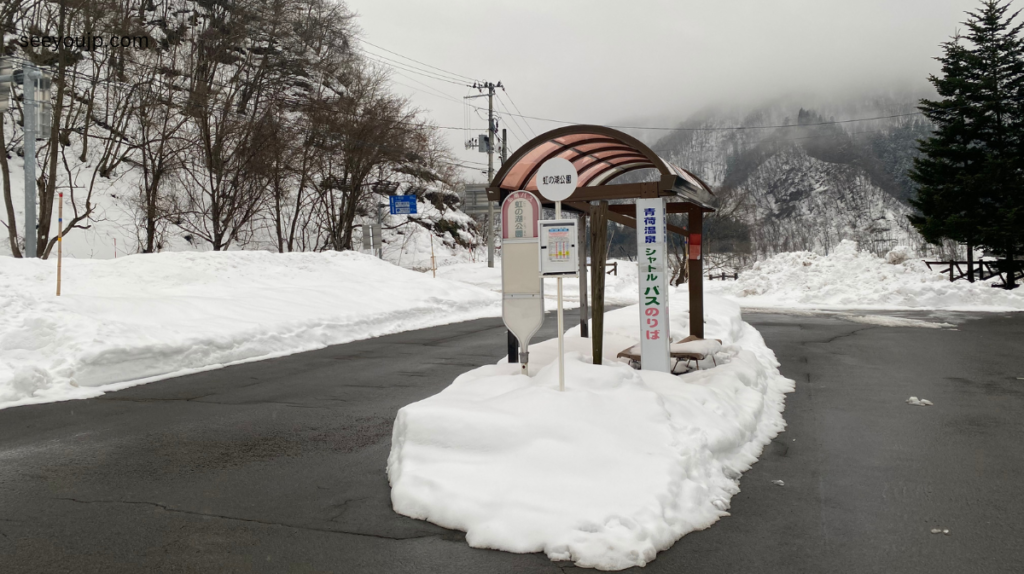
[389,195,417,215]
[501,191,544,371]
[536,157,578,202]
[636,198,670,372]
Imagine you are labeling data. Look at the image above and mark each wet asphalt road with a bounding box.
[1,309,1023,573]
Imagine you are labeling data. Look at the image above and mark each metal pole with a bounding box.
[502,127,519,364]
[23,64,37,258]
[556,200,565,392]
[486,85,495,268]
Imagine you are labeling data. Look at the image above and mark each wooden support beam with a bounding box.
[490,181,662,204]
[589,201,609,365]
[610,202,708,215]
[577,212,589,338]
[572,202,688,236]
[688,207,704,339]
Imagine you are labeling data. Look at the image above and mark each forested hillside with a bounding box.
[647,97,938,263]
[1,0,477,261]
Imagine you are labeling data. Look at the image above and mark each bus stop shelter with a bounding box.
[486,125,715,364]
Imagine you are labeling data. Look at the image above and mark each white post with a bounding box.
[555,200,565,392]
[429,232,436,278]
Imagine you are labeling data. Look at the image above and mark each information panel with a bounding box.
[538,220,578,277]
[389,195,417,215]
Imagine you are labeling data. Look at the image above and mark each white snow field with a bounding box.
[0,251,500,410]
[388,295,795,570]
[705,240,1024,311]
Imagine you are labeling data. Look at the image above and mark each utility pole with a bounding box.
[486,84,495,268]
[465,81,502,268]
[23,63,37,258]
[0,59,50,258]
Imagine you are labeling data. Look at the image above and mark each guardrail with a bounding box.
[923,260,1022,288]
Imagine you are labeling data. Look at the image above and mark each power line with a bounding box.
[357,46,473,86]
[355,36,479,83]
[500,88,537,138]
[494,94,528,147]
[356,49,472,87]
[474,107,927,132]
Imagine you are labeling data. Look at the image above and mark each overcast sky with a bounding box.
[350,0,994,180]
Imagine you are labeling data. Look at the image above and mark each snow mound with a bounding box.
[707,240,1024,311]
[0,251,501,409]
[388,296,794,570]
[884,245,913,265]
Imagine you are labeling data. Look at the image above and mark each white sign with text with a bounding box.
[636,197,670,372]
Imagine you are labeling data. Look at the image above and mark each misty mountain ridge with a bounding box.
[644,95,934,260]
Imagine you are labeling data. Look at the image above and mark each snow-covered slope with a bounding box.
[736,146,921,255]
[0,251,501,409]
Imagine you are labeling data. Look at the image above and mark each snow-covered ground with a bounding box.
[0,251,500,410]
[705,241,1024,312]
[388,294,794,570]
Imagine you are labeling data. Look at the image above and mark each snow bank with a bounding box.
[707,240,1024,311]
[0,251,501,409]
[388,295,794,570]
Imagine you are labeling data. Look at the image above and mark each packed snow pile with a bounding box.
[707,240,1024,311]
[388,295,794,570]
[435,259,640,309]
[0,251,501,409]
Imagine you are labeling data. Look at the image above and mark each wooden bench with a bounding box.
[617,335,723,374]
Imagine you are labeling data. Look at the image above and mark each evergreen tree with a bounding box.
[910,0,1024,288]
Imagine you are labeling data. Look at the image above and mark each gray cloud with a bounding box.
[351,0,992,177]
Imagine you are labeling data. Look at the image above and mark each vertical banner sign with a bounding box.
[636,198,671,372]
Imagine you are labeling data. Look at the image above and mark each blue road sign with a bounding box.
[389,195,417,215]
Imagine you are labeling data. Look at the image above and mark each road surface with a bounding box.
[1,309,1022,573]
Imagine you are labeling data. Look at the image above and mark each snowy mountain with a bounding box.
[647,97,934,260]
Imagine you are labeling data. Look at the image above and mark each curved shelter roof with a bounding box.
[485,125,715,209]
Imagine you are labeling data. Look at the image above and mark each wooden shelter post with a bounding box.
[688,206,704,339]
[590,201,609,364]
[577,211,590,338]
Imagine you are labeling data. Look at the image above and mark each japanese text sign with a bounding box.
[636,198,670,372]
[389,195,417,215]
[501,191,540,239]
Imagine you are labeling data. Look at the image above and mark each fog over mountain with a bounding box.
[605,91,940,263]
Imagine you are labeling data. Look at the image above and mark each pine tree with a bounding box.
[965,0,1024,288]
[910,0,1024,288]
